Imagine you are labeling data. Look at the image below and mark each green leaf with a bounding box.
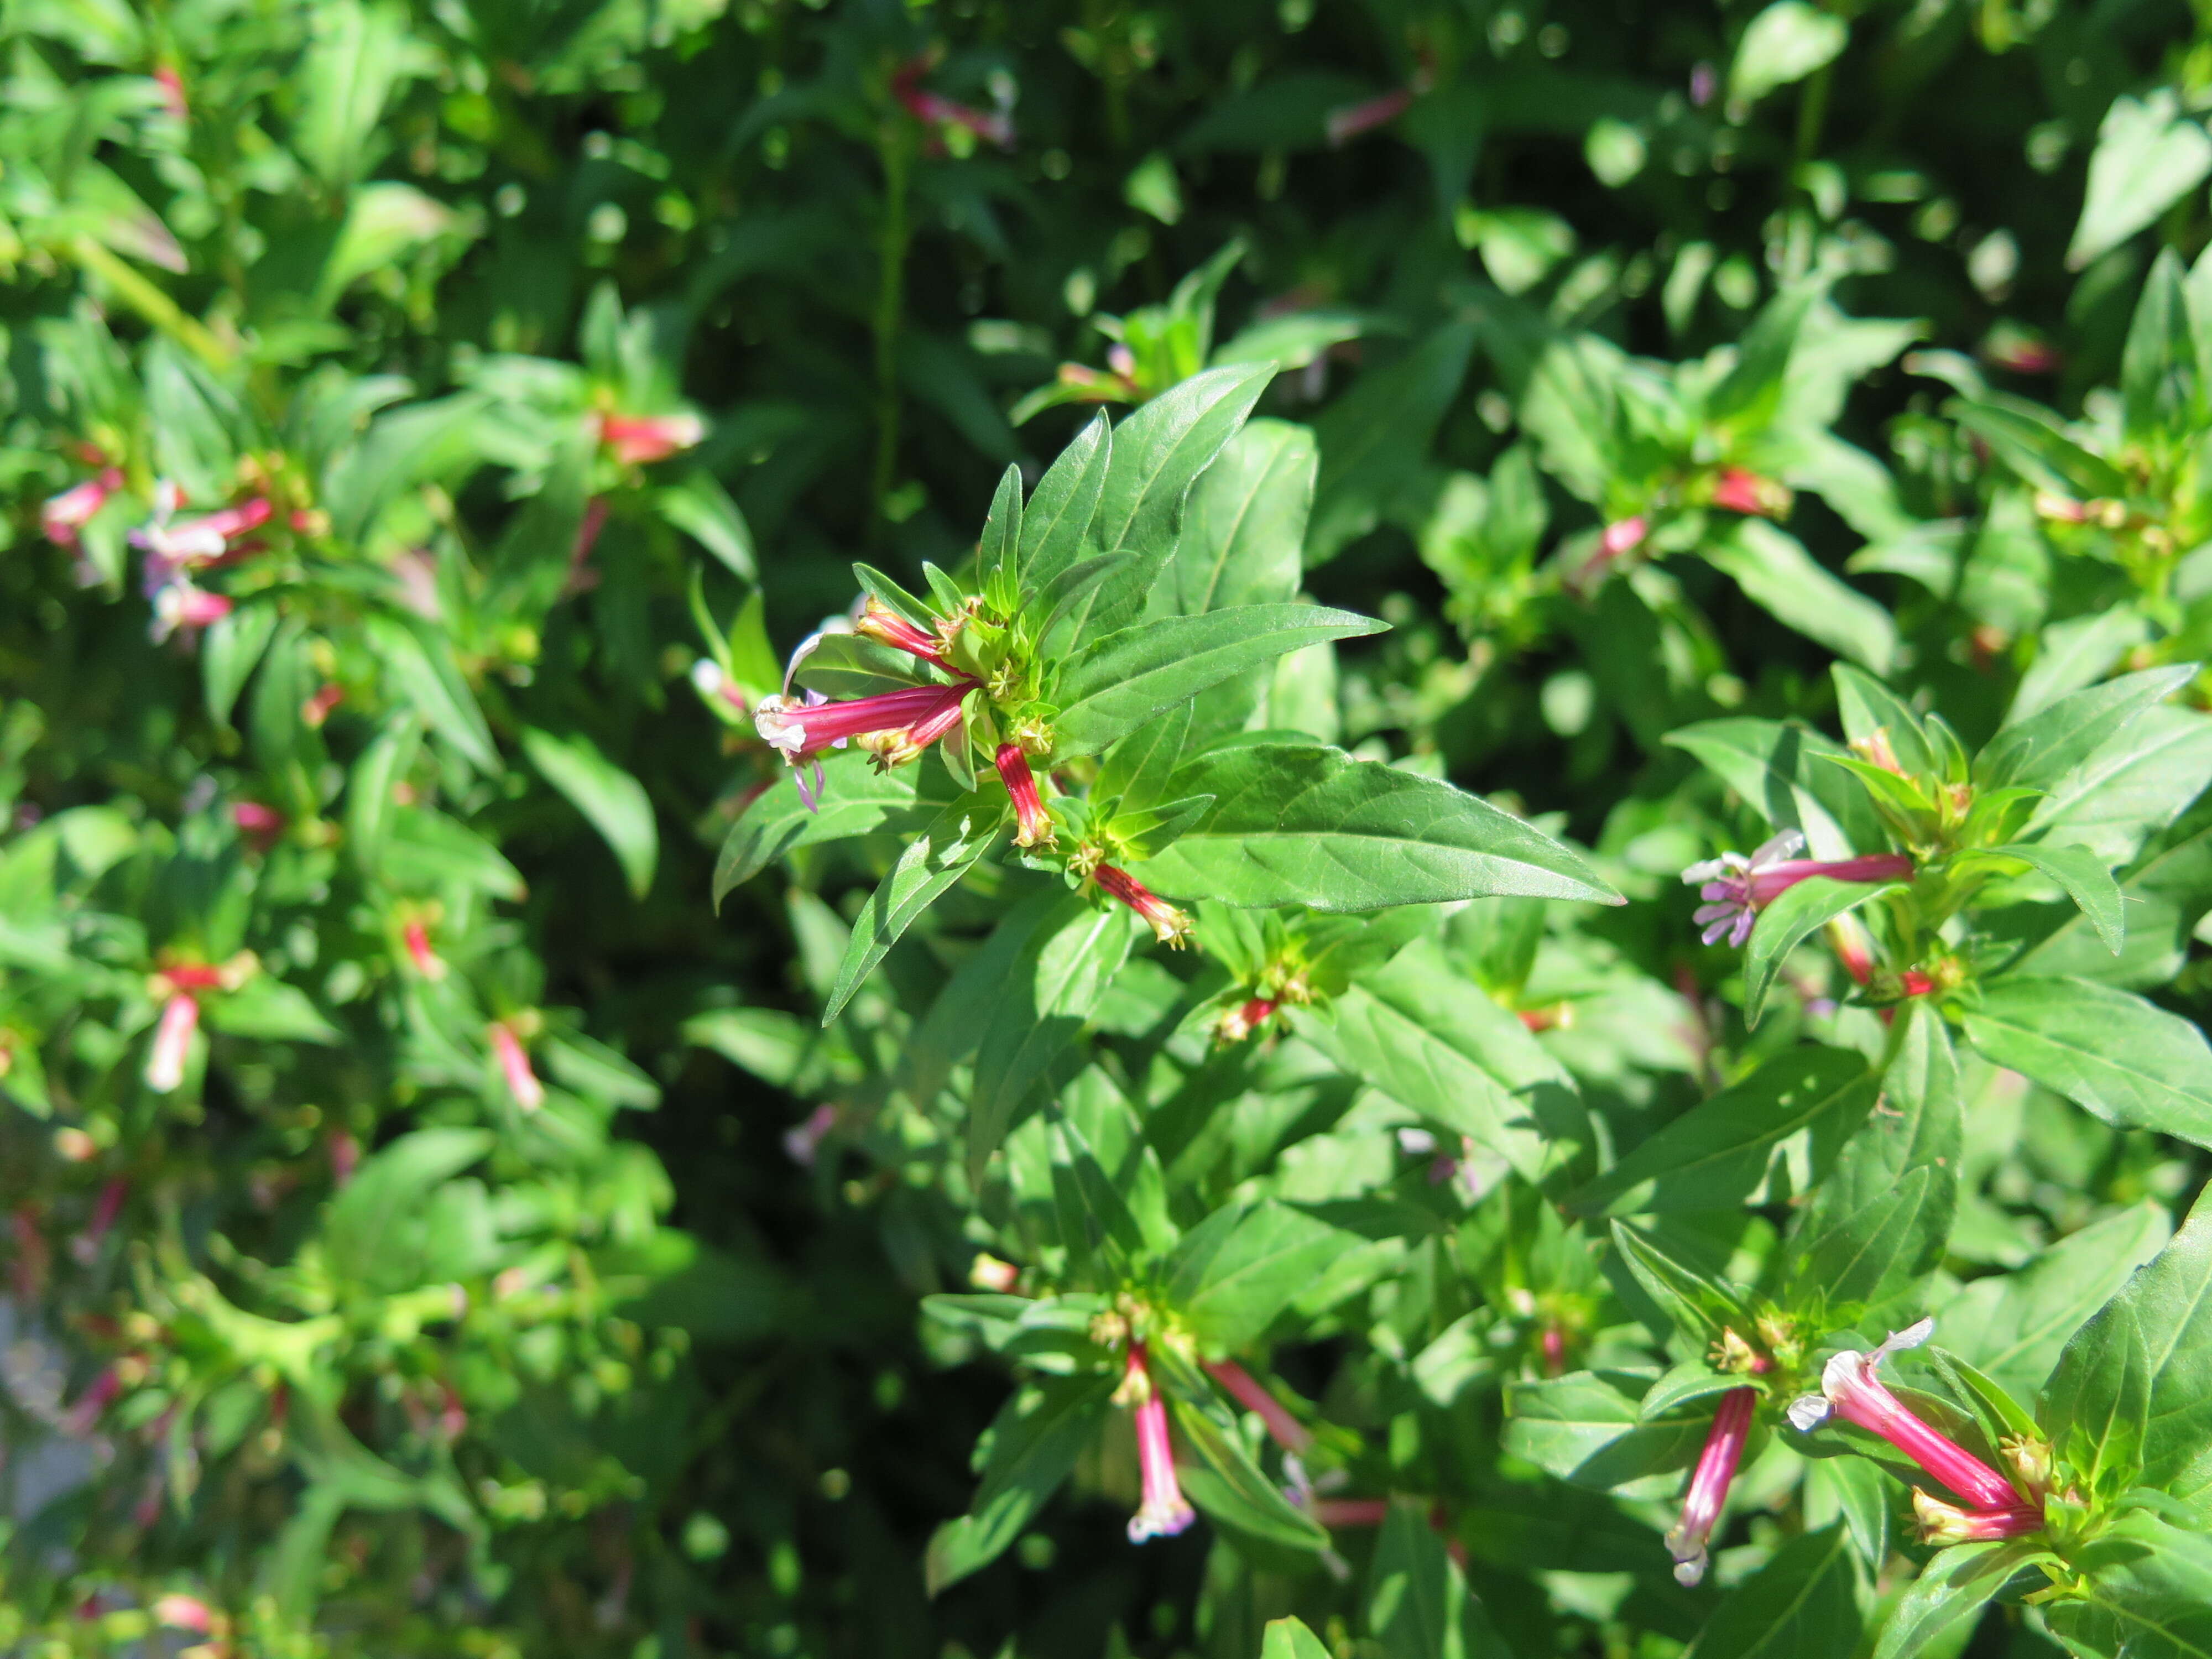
[2027,705,2212,869]
[1965,843,2124,954]
[1976,666,2195,792]
[323,1128,492,1290]
[1666,718,1883,853]
[345,712,424,879]
[1569,1046,1878,1216]
[520,728,659,900]
[925,1375,1115,1595]
[1167,1392,1329,1554]
[967,898,1136,1183]
[1709,284,1819,430]
[902,889,1066,1109]
[1309,320,1478,562]
[1052,608,1384,757]
[1365,1501,1505,1659]
[1947,395,2128,500]
[2123,250,2200,440]
[654,471,756,578]
[1152,418,1312,618]
[1689,1525,1863,1659]
[2041,1191,2212,1516]
[1933,1200,2172,1402]
[712,754,947,902]
[1705,522,1897,674]
[1166,1201,1359,1351]
[1789,1006,1961,1313]
[1093,702,1192,816]
[2070,90,2212,270]
[362,613,499,776]
[1263,1619,1334,1659]
[205,979,343,1046]
[980,462,1024,592]
[1019,413,1113,596]
[1832,664,1934,778]
[1729,2,1848,105]
[2010,608,2153,724]
[1292,938,1590,1187]
[1135,743,1620,909]
[1500,1369,1709,1493]
[1071,364,1277,642]
[820,804,1006,1024]
[202,600,281,730]
[1963,977,2212,1146]
[2042,1510,2212,1658]
[1743,875,1903,1026]
[1610,1220,1757,1350]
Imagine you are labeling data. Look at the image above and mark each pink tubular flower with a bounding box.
[233,800,283,849]
[1900,969,1939,998]
[1326,86,1416,146]
[1312,1498,1391,1528]
[1123,1346,1196,1543]
[1683,831,1914,948]
[1787,1319,2024,1511]
[144,992,201,1093]
[70,1179,128,1267]
[1827,914,1876,987]
[62,1366,121,1437]
[401,919,447,980]
[150,580,232,645]
[753,679,977,765]
[891,56,1015,148]
[690,658,750,717]
[969,1253,1020,1292]
[1214,997,1279,1044]
[151,1594,214,1635]
[1912,1490,2043,1545]
[302,682,343,728]
[1093,865,1193,948]
[1666,1387,1755,1587]
[489,1022,544,1112]
[1205,1359,1313,1453]
[1710,467,1793,519]
[783,1102,838,1166]
[994,743,1055,847]
[1601,517,1648,559]
[856,598,953,670]
[598,410,705,466]
[41,467,124,547]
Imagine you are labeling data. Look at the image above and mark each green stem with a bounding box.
[1793,64,1832,171]
[869,121,912,546]
[68,237,233,375]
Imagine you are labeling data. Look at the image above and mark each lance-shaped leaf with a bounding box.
[1706,521,1898,675]
[1974,665,2196,792]
[713,752,956,902]
[925,1374,1116,1594]
[1743,874,1905,1026]
[2040,1190,2212,1516]
[1291,938,1589,1187]
[1610,1219,1757,1350]
[821,804,1008,1022]
[1665,718,1881,854]
[1933,1200,2172,1402]
[1947,394,2128,499]
[1788,1006,1961,1313]
[363,613,499,775]
[1963,843,2124,954]
[521,728,659,900]
[967,899,1136,1183]
[1166,1392,1329,1554]
[1019,412,1112,595]
[1152,418,1312,618]
[1165,1200,1360,1352]
[1500,1369,1710,1494]
[1134,743,1619,909]
[1364,1500,1504,1659]
[1052,608,1384,757]
[1057,364,1277,645]
[1264,1619,1333,1659]
[2039,1510,2212,1659]
[1691,1524,1864,1659]
[1569,1046,1877,1216]
[1963,977,2212,1147]
[980,462,1024,591]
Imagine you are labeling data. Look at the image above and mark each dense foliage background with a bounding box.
[4,0,2212,1656]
